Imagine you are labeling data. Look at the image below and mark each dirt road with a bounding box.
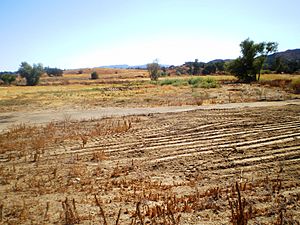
[0,100,299,131]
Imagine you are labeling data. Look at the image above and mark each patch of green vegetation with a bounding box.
[188,77,203,86]
[192,77,219,88]
[189,77,213,88]
[159,79,188,86]
[154,77,219,88]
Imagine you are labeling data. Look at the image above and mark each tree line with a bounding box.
[1,38,299,85]
[148,38,299,83]
[0,63,64,85]
[266,56,300,74]
[0,63,101,86]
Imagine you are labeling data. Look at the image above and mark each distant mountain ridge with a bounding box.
[97,49,299,70]
[98,64,130,69]
[269,49,300,60]
[98,64,170,69]
[264,49,300,73]
[206,49,300,64]
[207,59,232,64]
[267,49,300,62]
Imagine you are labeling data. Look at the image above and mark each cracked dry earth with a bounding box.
[0,104,300,224]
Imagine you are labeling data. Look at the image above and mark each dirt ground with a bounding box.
[0,102,299,224]
[0,100,299,132]
[0,71,300,224]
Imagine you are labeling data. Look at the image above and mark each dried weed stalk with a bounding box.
[94,195,108,225]
[62,198,79,225]
[228,182,252,225]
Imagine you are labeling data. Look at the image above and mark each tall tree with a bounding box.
[202,63,216,75]
[214,61,225,73]
[255,42,278,80]
[147,59,160,81]
[18,62,44,86]
[227,38,277,82]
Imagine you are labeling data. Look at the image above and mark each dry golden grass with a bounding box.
[259,73,299,81]
[0,71,298,113]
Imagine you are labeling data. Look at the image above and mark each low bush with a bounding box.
[159,79,187,86]
[261,70,272,74]
[159,79,174,85]
[188,77,218,88]
[156,77,219,88]
[188,77,203,86]
[199,77,219,88]
[91,71,99,80]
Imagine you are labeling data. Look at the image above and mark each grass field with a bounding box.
[0,70,298,113]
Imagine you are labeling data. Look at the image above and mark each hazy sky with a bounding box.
[0,0,299,71]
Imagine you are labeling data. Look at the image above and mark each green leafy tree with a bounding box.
[267,55,300,74]
[147,59,160,81]
[202,64,216,75]
[0,73,16,85]
[227,38,277,83]
[91,71,99,79]
[214,61,225,73]
[270,57,286,74]
[45,67,63,76]
[255,42,278,80]
[18,62,44,86]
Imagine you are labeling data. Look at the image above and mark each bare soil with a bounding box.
[0,102,300,224]
[0,100,299,132]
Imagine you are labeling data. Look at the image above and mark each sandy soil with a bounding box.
[0,101,299,224]
[0,100,299,132]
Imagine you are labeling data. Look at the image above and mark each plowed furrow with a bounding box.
[141,120,299,142]
[209,143,300,165]
[140,125,299,149]
[47,120,298,158]
[163,121,300,136]
[146,135,300,164]
[146,130,298,155]
[206,156,300,178]
[103,132,299,161]
[212,146,300,169]
[203,159,300,182]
